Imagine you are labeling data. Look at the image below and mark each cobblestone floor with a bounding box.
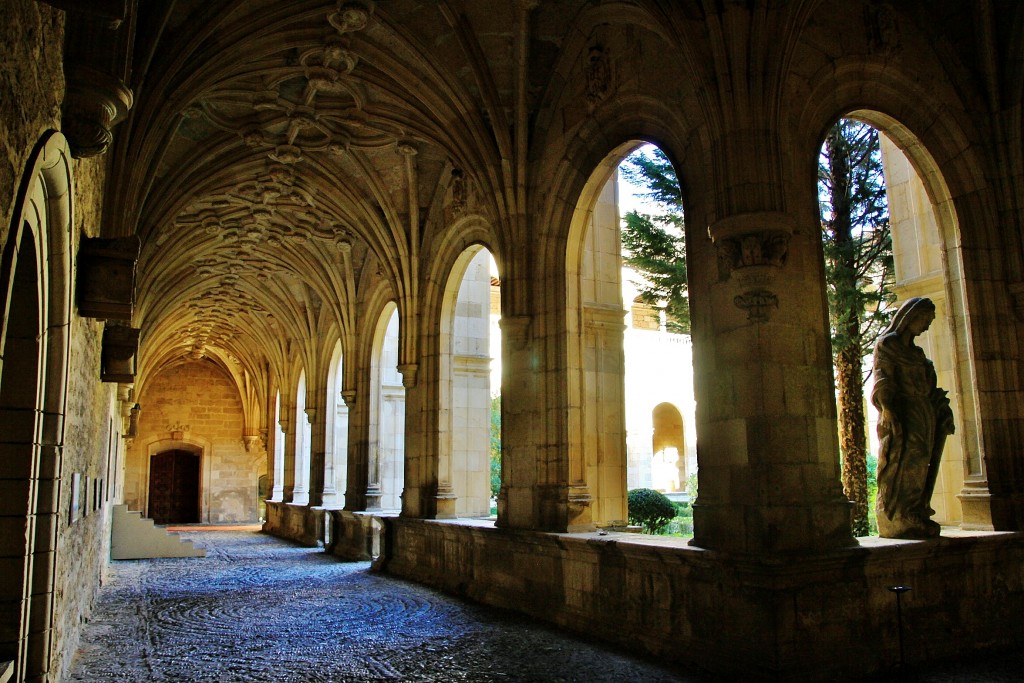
[68,530,695,682]
[68,530,1024,683]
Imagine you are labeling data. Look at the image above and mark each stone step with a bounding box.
[110,505,206,560]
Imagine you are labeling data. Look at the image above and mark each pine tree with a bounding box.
[618,148,689,334]
[819,120,896,536]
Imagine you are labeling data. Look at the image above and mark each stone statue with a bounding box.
[871,297,955,538]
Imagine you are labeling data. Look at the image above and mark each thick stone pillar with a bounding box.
[497,315,551,528]
[306,407,325,508]
[399,363,440,518]
[692,210,852,553]
[342,390,370,511]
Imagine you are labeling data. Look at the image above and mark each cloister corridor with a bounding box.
[65,528,1022,683]
[67,529,692,683]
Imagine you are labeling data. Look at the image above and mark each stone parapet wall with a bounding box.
[263,501,324,547]
[374,518,1024,680]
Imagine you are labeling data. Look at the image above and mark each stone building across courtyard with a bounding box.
[2,1,1024,681]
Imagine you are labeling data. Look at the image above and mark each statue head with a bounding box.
[884,297,936,337]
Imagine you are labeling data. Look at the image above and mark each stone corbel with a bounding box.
[77,235,140,320]
[58,0,136,157]
[340,390,357,407]
[397,363,418,389]
[100,323,139,383]
[62,67,134,157]
[243,434,262,452]
[708,211,794,322]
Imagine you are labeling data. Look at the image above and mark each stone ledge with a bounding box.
[371,517,1024,682]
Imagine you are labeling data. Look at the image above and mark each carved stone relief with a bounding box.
[708,212,795,323]
[585,45,612,109]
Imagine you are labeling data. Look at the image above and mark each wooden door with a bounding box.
[148,450,200,524]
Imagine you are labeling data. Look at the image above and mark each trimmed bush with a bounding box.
[627,488,677,534]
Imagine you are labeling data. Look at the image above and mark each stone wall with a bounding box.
[374,518,1024,681]
[0,1,64,247]
[126,360,265,522]
[0,2,125,681]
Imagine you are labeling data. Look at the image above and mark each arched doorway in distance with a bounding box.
[149,449,201,524]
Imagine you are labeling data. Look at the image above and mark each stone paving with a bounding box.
[68,530,1024,683]
[68,530,695,682]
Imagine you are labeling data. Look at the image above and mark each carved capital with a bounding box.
[708,212,794,282]
[340,390,357,407]
[397,363,418,388]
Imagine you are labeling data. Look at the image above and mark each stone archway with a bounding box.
[0,131,74,682]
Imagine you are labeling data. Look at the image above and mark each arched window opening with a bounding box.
[439,247,497,518]
[292,371,311,506]
[651,402,687,497]
[567,141,695,532]
[323,340,348,508]
[618,146,697,512]
[818,116,977,537]
[369,304,405,511]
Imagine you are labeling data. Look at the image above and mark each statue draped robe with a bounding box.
[871,332,954,538]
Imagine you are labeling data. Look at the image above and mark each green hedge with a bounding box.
[627,488,676,534]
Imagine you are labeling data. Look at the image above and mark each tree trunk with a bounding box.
[826,124,871,536]
[836,344,869,535]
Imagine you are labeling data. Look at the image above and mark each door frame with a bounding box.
[143,439,205,522]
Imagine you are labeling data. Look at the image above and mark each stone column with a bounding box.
[691,210,852,553]
[290,408,312,506]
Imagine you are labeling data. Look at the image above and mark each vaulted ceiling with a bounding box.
[109,0,576,393]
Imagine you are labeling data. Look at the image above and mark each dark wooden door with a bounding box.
[148,450,200,524]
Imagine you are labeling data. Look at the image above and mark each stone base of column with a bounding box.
[692,498,853,553]
[958,479,995,530]
[434,484,458,519]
